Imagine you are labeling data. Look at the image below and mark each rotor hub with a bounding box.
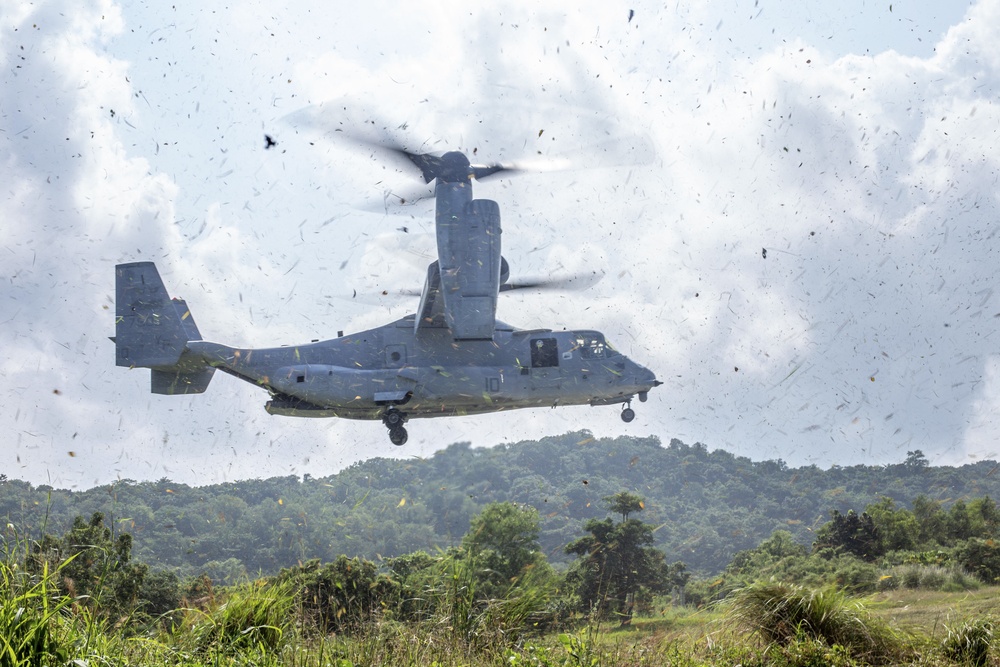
[438,151,473,182]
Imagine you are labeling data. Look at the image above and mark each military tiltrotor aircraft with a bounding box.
[114,143,661,445]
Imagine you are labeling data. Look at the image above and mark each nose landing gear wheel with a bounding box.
[621,406,636,423]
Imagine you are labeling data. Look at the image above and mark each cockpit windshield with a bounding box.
[572,331,619,359]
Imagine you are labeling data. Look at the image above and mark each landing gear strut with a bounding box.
[620,401,636,423]
[383,408,409,446]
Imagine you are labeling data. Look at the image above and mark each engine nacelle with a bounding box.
[438,198,502,340]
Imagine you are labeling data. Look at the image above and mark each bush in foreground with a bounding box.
[942,617,995,667]
[176,578,296,657]
[725,581,905,664]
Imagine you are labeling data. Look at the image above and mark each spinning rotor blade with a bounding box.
[501,271,604,293]
[399,151,445,184]
[377,142,520,184]
[470,162,521,182]
[394,271,602,298]
[287,103,655,199]
[377,184,436,208]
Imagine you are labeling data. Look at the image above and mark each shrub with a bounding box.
[277,556,400,634]
[880,564,981,592]
[831,558,879,593]
[875,574,899,592]
[920,567,947,590]
[726,581,904,664]
[770,633,858,667]
[902,566,923,589]
[948,567,981,592]
[185,578,296,655]
[943,617,995,667]
[137,568,182,620]
[955,539,1000,584]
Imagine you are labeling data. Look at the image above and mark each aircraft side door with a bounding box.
[530,338,559,368]
[527,337,562,389]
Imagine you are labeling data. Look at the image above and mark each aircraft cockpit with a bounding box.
[571,331,620,359]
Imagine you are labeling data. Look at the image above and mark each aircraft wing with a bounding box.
[414,260,447,334]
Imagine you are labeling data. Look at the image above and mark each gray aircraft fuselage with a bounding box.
[182,316,657,421]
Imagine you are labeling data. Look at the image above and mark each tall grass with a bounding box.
[942,617,995,667]
[1,525,178,667]
[877,564,981,592]
[395,551,560,652]
[0,559,72,667]
[2,530,136,666]
[177,578,297,656]
[725,581,906,664]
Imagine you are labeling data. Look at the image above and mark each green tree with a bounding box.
[565,494,678,624]
[138,569,182,619]
[30,512,147,621]
[727,530,809,578]
[865,497,918,552]
[605,491,645,521]
[954,538,1000,584]
[461,502,545,593]
[904,450,929,469]
[948,500,975,541]
[912,495,949,546]
[813,510,884,562]
[969,496,1000,538]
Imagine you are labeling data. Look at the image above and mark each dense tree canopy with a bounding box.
[4,432,1000,578]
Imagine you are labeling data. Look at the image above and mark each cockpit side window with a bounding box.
[574,333,607,359]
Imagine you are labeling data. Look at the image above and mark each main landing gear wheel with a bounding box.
[389,426,408,446]
[621,405,636,423]
[383,408,409,445]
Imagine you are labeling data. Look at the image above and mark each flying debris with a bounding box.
[114,133,661,446]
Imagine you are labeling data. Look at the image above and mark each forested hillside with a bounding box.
[2,431,999,578]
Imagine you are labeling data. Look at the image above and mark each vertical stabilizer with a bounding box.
[115,262,215,394]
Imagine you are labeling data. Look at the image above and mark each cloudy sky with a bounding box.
[3,0,999,488]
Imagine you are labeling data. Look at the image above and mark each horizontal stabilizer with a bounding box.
[151,367,215,395]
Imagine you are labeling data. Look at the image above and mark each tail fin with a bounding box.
[115,262,215,394]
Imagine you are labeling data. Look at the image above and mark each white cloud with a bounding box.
[3,0,1000,486]
[961,355,1000,464]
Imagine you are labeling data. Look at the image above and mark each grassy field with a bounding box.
[312,586,999,667]
[867,586,1000,636]
[4,563,998,666]
[542,586,1000,667]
